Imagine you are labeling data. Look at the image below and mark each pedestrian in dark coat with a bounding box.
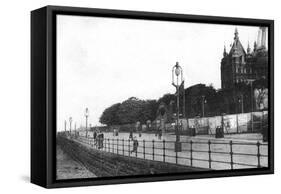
[93,131,97,146]
[100,133,104,149]
[131,137,139,154]
[129,131,133,140]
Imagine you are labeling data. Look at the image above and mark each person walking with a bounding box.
[129,131,133,140]
[158,129,162,140]
[99,132,104,149]
[97,131,101,149]
[93,130,97,147]
[131,136,139,154]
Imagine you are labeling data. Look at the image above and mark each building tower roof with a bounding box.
[229,28,246,57]
[247,41,251,54]
[223,44,227,57]
[257,27,268,50]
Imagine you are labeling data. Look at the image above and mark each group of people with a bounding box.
[155,129,162,140]
[90,129,165,154]
[93,130,104,149]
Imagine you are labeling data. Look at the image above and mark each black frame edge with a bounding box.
[31,5,274,188]
[31,6,48,188]
[268,20,274,174]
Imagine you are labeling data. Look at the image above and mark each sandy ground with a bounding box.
[56,146,96,180]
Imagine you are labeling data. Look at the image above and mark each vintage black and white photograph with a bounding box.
[55,14,269,180]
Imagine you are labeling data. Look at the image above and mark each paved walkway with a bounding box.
[71,132,268,170]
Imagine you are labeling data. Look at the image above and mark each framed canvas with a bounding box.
[31,5,274,188]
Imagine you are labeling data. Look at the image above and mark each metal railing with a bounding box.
[68,134,268,170]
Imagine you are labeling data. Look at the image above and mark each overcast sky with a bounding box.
[57,15,261,131]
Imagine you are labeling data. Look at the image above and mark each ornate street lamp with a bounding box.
[69,117,72,136]
[172,62,183,152]
[249,80,254,132]
[84,108,89,138]
[64,120,67,133]
[238,94,244,113]
[146,120,151,129]
[74,122,77,137]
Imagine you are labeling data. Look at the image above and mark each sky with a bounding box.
[57,14,261,131]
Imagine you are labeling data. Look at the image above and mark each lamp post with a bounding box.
[250,81,254,112]
[202,95,207,117]
[69,117,72,136]
[74,122,77,137]
[172,62,183,152]
[64,120,67,134]
[250,81,254,132]
[84,108,89,138]
[238,94,244,113]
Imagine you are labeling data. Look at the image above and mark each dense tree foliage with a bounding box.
[99,97,158,125]
[99,79,267,126]
[99,103,121,125]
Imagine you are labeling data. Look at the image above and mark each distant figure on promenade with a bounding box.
[97,132,104,149]
[129,131,133,140]
[93,130,97,146]
[158,129,162,140]
[113,129,119,136]
[131,136,139,154]
[100,132,104,149]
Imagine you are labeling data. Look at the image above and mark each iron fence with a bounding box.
[68,134,268,170]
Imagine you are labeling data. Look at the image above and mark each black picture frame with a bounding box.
[31,5,274,188]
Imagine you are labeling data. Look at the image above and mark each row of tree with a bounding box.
[99,97,159,126]
[99,78,268,126]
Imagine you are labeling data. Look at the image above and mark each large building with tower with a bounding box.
[221,27,268,89]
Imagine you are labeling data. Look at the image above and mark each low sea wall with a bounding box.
[57,135,203,177]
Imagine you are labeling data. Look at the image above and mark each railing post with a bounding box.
[112,139,114,153]
[236,114,239,133]
[152,139,155,160]
[106,138,109,151]
[163,139,166,162]
[122,139,125,156]
[175,148,178,164]
[95,138,97,147]
[102,138,104,150]
[208,140,212,169]
[143,139,145,159]
[135,144,137,157]
[117,139,119,155]
[190,140,193,166]
[230,140,233,170]
[257,141,261,168]
[108,138,110,152]
[128,139,131,156]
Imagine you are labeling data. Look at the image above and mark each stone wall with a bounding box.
[57,136,203,177]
